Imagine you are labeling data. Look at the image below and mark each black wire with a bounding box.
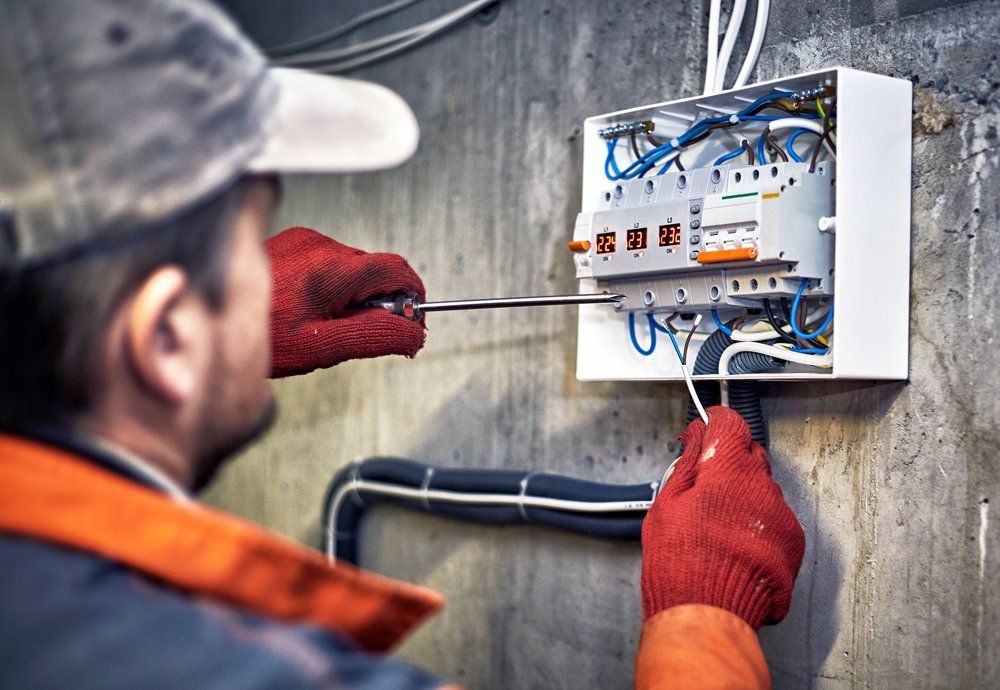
[762,299,799,345]
[741,139,755,164]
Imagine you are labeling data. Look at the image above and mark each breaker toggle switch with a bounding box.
[696,247,759,264]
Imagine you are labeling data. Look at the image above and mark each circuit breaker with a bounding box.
[571,67,912,382]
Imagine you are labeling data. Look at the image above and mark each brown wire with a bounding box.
[646,132,663,148]
[764,129,788,162]
[682,317,699,363]
[740,139,755,164]
[809,117,833,173]
[629,133,641,161]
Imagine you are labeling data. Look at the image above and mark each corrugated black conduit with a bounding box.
[322,457,655,564]
[685,327,781,445]
[322,327,780,565]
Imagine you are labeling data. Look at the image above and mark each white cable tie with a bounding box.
[669,137,681,149]
[729,114,740,125]
[419,467,435,512]
[517,473,535,522]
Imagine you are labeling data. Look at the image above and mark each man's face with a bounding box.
[191,178,277,490]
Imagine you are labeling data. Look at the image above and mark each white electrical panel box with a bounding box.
[572,67,912,382]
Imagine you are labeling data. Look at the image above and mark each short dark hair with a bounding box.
[0,178,252,427]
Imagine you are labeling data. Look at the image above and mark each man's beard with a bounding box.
[191,397,276,492]
[190,354,278,493]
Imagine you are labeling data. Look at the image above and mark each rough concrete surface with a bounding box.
[210,1,999,687]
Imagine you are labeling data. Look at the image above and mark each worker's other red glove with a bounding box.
[641,406,805,631]
[266,227,426,378]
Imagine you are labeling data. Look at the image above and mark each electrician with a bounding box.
[0,1,805,688]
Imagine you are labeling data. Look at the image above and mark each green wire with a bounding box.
[815,97,827,119]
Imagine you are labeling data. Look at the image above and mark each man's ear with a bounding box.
[124,266,210,405]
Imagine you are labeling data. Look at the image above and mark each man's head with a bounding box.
[0,176,278,489]
[0,0,420,490]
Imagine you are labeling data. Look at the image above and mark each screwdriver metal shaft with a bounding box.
[364,292,626,320]
[419,293,626,313]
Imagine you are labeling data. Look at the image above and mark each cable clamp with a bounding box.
[517,473,535,522]
[420,467,435,512]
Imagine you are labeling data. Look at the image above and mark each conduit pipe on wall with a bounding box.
[323,356,777,564]
[322,458,656,564]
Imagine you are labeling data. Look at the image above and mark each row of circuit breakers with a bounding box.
[571,160,836,313]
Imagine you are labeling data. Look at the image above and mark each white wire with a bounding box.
[325,478,654,559]
[276,0,498,71]
[661,314,710,424]
[733,0,770,88]
[767,117,837,156]
[717,341,833,376]
[703,0,722,95]
[713,0,747,92]
[682,359,710,423]
[267,0,425,57]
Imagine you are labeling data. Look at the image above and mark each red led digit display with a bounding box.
[626,227,648,251]
[659,223,682,247]
[595,231,617,254]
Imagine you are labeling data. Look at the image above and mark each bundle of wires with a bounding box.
[267,0,502,73]
[604,91,826,181]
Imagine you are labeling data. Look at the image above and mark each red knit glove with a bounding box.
[641,406,805,631]
[266,227,426,378]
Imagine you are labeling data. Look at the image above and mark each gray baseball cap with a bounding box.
[0,0,419,268]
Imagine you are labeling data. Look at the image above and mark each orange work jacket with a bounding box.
[0,433,768,688]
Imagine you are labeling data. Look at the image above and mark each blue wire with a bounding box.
[650,315,672,334]
[785,128,820,163]
[789,279,835,340]
[711,310,733,335]
[655,156,676,176]
[602,92,796,181]
[713,147,746,166]
[665,330,685,364]
[628,312,657,356]
[757,133,767,165]
[606,141,676,181]
[791,347,829,354]
[738,91,795,114]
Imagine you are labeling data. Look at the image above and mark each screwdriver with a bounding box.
[364,292,627,321]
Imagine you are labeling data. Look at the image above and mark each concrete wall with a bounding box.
[209,1,999,687]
